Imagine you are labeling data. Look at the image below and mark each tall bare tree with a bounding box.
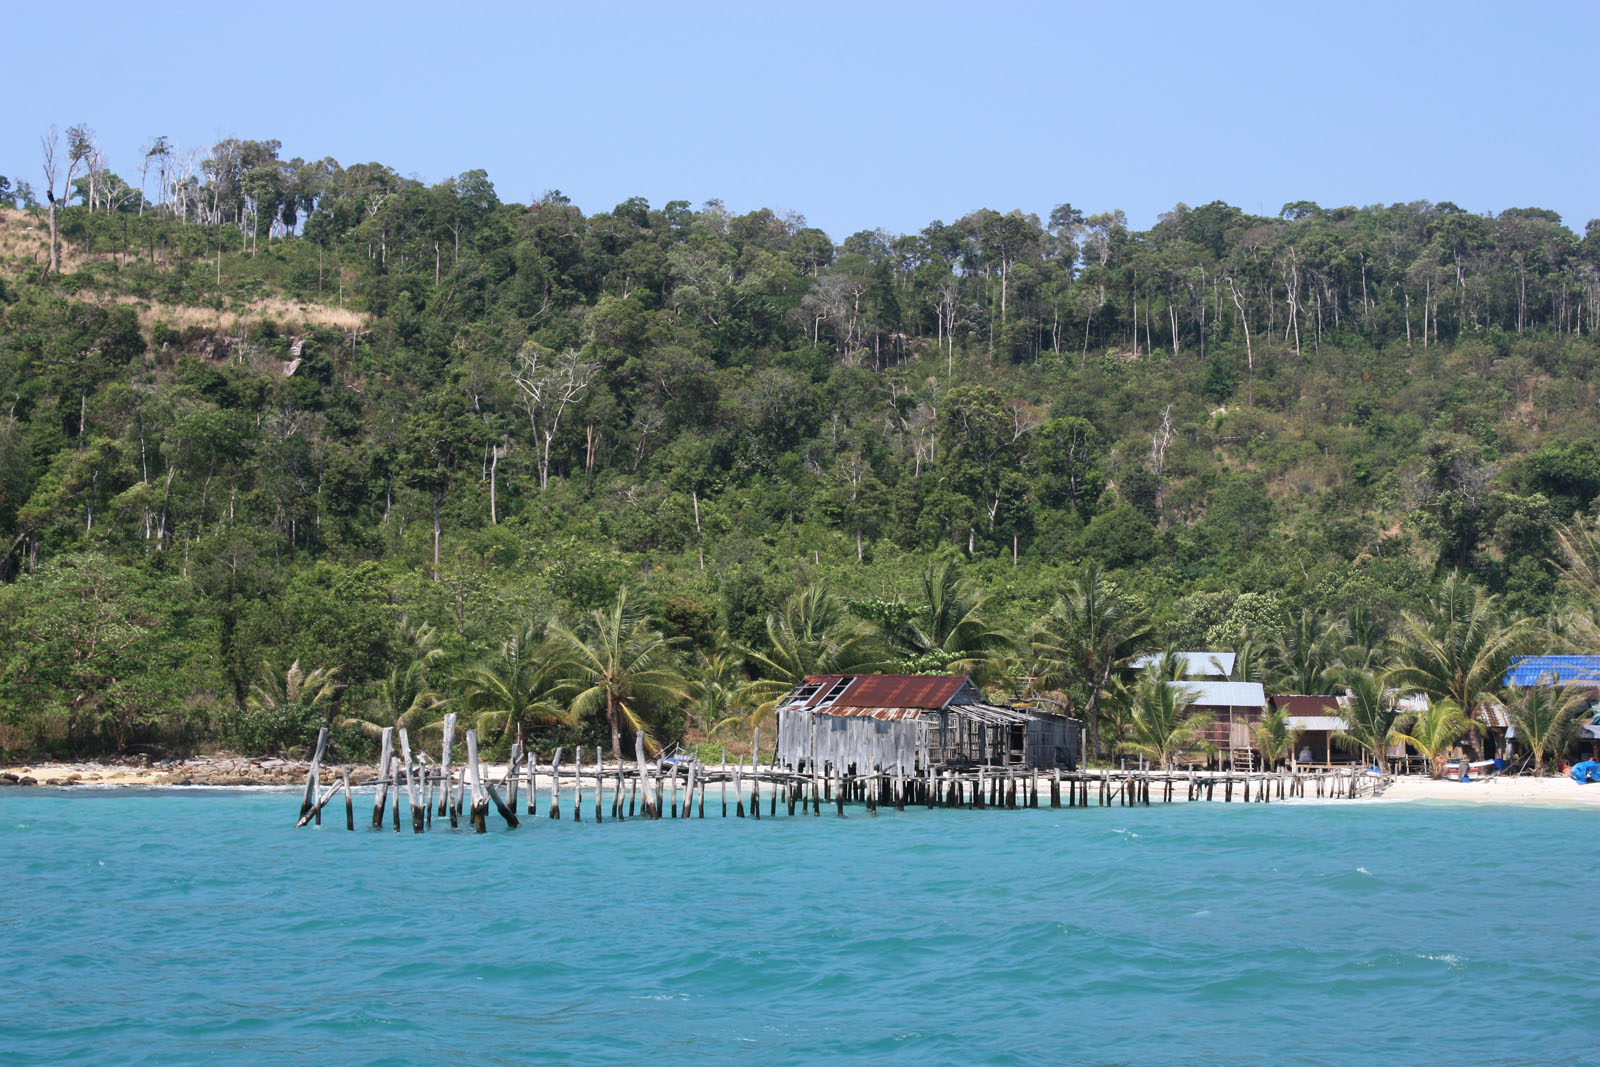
[511,345,598,490]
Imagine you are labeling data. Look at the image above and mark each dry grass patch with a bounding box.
[106,294,369,334]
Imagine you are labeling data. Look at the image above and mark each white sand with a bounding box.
[1373,774,1600,805]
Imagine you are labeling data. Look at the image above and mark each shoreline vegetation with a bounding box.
[3,133,1600,774]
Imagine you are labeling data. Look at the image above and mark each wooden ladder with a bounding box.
[1230,749,1256,773]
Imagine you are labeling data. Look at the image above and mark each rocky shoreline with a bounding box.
[0,755,378,788]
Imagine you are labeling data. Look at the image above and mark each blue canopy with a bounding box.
[1504,656,1600,688]
[1572,760,1600,784]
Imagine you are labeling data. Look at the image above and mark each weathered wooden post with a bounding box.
[342,767,354,830]
[505,741,521,813]
[465,729,489,833]
[300,726,328,825]
[399,728,424,833]
[572,749,584,823]
[614,756,626,821]
[371,727,394,830]
[735,756,746,818]
[525,748,537,816]
[549,747,563,820]
[635,732,653,819]
[437,713,456,817]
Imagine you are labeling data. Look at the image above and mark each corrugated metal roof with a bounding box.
[807,706,925,721]
[1475,703,1510,729]
[1504,656,1600,688]
[799,673,973,710]
[1131,652,1235,677]
[1287,715,1347,731]
[1170,681,1267,708]
[1272,694,1341,715]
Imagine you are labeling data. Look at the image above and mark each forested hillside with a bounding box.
[3,128,1599,762]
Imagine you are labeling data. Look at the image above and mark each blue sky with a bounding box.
[4,0,1596,239]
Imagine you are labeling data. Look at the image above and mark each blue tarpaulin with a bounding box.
[1571,760,1600,783]
[1505,656,1600,687]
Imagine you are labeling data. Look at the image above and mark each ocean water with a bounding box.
[2,790,1596,1066]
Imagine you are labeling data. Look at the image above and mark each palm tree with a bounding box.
[1029,563,1149,759]
[1335,669,1402,770]
[455,622,569,752]
[548,588,690,760]
[1503,679,1584,775]
[1118,669,1213,770]
[896,559,1012,681]
[244,659,342,756]
[1251,708,1300,771]
[339,617,449,741]
[1393,699,1481,779]
[1337,604,1389,672]
[1271,609,1339,693]
[688,633,755,739]
[741,584,888,723]
[1387,572,1531,715]
[248,659,341,719]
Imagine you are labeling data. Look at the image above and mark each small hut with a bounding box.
[1272,694,1344,765]
[774,674,1078,773]
[1502,656,1600,761]
[1172,680,1268,769]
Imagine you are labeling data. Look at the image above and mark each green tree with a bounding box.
[1336,669,1402,770]
[1503,681,1583,775]
[1387,572,1531,714]
[1251,708,1300,771]
[742,584,887,722]
[455,622,569,752]
[548,587,690,759]
[234,660,342,756]
[339,617,449,740]
[1029,564,1149,758]
[1393,699,1480,779]
[1119,670,1213,769]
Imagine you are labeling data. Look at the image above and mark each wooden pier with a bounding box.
[294,715,1391,832]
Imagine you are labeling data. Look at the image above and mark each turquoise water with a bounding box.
[2,791,1597,1065]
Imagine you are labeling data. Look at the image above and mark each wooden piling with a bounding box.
[634,732,650,818]
[438,713,456,816]
[300,726,328,825]
[399,728,424,833]
[342,767,354,830]
[506,741,522,813]
[372,727,394,829]
[549,747,563,820]
[573,749,584,823]
[525,748,537,816]
[465,729,488,834]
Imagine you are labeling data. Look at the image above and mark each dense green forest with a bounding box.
[3,127,1600,765]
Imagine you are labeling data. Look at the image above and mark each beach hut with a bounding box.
[1271,694,1344,766]
[1503,655,1600,761]
[774,674,1079,773]
[1171,680,1268,769]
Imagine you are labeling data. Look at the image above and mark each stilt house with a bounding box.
[775,674,1079,773]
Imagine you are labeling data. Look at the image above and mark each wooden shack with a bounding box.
[1172,680,1268,769]
[775,674,1079,773]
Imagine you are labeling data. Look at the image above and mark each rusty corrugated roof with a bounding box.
[1475,703,1510,729]
[801,673,972,710]
[809,706,926,721]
